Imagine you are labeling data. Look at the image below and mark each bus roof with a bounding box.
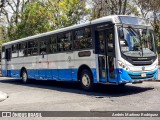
[2,15,148,46]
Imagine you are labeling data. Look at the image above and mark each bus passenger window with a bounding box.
[28,40,38,56]
[40,41,47,54]
[57,32,72,52]
[19,43,27,57]
[2,46,5,59]
[49,36,57,53]
[57,34,64,52]
[64,32,72,51]
[6,48,11,61]
[74,27,92,49]
[12,44,18,58]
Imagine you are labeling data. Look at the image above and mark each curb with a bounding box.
[0,91,8,102]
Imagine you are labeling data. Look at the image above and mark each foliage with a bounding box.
[0,0,159,48]
[6,0,89,40]
[91,0,139,19]
[46,0,89,29]
[9,1,52,40]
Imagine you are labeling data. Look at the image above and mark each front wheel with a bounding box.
[22,70,29,83]
[80,69,94,91]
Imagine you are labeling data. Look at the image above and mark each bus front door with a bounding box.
[97,28,117,83]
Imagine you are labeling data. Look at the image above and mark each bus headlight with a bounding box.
[118,61,129,70]
[118,61,125,67]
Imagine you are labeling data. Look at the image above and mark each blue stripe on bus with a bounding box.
[2,68,158,84]
[2,68,98,83]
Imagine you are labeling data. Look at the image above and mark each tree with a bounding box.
[7,0,89,40]
[91,0,139,19]
[46,0,89,29]
[9,1,52,40]
[0,0,33,41]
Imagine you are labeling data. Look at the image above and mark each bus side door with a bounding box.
[105,27,117,83]
[96,26,117,83]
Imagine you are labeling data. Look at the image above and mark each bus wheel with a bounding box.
[22,70,28,83]
[80,69,94,91]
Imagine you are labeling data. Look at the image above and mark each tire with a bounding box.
[21,70,29,83]
[80,69,94,91]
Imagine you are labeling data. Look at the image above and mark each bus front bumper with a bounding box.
[117,68,158,84]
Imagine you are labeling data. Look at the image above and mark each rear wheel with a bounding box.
[80,69,94,91]
[22,70,29,83]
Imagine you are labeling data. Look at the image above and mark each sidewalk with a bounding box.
[0,91,8,102]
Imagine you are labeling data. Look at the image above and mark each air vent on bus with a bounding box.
[131,58,153,66]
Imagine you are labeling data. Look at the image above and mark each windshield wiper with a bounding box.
[128,26,143,56]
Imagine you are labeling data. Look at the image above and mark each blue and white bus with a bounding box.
[1,15,158,91]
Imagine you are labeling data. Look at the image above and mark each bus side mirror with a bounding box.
[119,28,124,39]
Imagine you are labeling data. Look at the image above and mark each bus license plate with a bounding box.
[141,73,146,77]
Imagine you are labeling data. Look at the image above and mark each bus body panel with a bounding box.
[1,50,98,83]
[1,15,159,86]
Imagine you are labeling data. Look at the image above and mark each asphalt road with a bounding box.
[0,77,160,120]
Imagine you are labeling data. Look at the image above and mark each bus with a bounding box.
[1,15,158,91]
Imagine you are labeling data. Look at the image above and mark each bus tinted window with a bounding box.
[49,36,57,53]
[2,46,5,58]
[28,48,38,55]
[74,27,92,49]
[12,44,18,52]
[28,40,38,55]
[57,32,72,52]
[2,46,5,52]
[19,42,27,49]
[28,40,38,48]
[19,43,27,57]
[12,44,18,58]
[40,41,47,54]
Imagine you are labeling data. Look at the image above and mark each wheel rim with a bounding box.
[22,72,27,82]
[82,74,90,87]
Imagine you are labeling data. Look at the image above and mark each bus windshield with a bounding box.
[118,26,156,57]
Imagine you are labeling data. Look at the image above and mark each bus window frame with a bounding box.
[27,39,39,56]
[18,42,28,57]
[39,37,48,55]
[73,26,93,51]
[57,31,73,53]
[93,22,115,54]
[48,35,58,54]
[11,43,19,58]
